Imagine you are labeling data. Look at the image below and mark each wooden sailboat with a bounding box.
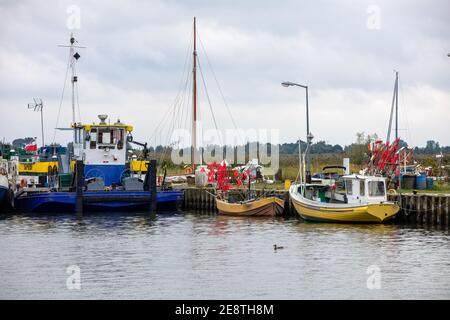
[209,162,284,217]
[216,196,284,216]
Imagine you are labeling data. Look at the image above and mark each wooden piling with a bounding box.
[436,196,442,225]
[149,159,157,214]
[75,160,84,218]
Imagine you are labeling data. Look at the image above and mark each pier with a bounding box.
[182,187,450,226]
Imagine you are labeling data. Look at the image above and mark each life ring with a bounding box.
[387,189,397,195]
[20,178,27,188]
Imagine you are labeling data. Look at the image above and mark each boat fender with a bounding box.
[20,178,27,188]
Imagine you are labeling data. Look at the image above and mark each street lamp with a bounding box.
[282,81,313,183]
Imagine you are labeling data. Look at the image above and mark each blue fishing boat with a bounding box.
[15,190,183,213]
[14,34,184,214]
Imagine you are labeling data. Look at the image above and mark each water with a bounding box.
[0,211,449,299]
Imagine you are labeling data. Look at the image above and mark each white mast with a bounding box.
[58,33,85,148]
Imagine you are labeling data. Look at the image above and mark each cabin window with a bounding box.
[102,132,111,144]
[98,128,114,145]
[368,181,385,197]
[114,129,124,150]
[345,179,353,195]
[90,129,97,149]
[360,180,365,196]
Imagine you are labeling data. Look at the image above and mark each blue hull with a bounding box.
[14,190,184,213]
[0,186,8,209]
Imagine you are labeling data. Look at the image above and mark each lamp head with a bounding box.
[281,81,293,87]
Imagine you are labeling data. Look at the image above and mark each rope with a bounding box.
[52,52,71,143]
[197,56,223,146]
[76,78,82,123]
[198,32,243,144]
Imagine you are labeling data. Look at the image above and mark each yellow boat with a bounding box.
[216,196,284,216]
[289,174,399,223]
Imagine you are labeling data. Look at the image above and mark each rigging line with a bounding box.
[197,56,223,146]
[52,52,71,143]
[198,31,243,144]
[74,64,82,124]
[160,57,192,151]
[183,71,193,144]
[147,34,193,145]
[174,50,192,134]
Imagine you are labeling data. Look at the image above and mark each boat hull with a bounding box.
[0,186,8,210]
[14,190,184,213]
[290,186,399,223]
[216,196,285,216]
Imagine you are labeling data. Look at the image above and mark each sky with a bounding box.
[0,0,449,148]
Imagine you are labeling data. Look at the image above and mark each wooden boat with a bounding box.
[216,196,284,216]
[289,174,399,223]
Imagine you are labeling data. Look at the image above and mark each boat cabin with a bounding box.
[73,115,134,186]
[303,174,387,205]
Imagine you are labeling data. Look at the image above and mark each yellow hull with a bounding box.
[216,196,285,216]
[291,197,399,223]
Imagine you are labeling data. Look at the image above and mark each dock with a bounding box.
[182,187,450,226]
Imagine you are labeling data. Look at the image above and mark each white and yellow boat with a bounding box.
[216,196,284,217]
[289,174,399,223]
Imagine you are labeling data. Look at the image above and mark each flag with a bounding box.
[24,142,37,152]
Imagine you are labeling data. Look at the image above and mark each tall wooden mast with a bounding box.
[192,17,197,171]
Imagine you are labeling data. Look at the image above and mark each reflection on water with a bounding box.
[0,211,449,299]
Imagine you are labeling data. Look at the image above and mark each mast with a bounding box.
[395,71,399,140]
[192,17,197,171]
[59,34,85,159]
[386,70,398,144]
[70,34,76,132]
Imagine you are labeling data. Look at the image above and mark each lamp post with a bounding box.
[282,81,313,183]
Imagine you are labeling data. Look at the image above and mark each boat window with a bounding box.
[102,132,111,144]
[90,129,97,149]
[98,128,114,145]
[360,180,365,196]
[114,129,124,150]
[368,181,385,197]
[345,179,353,195]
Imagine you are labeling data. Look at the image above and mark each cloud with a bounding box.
[0,0,449,148]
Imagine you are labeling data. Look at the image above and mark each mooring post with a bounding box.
[75,160,84,217]
[149,159,157,214]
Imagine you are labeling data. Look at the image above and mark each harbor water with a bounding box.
[0,211,449,299]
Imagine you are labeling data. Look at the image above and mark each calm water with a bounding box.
[0,211,449,299]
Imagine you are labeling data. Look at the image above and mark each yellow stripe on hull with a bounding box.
[19,161,59,174]
[291,198,399,223]
[19,160,77,174]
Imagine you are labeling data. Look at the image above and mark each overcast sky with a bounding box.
[0,0,449,148]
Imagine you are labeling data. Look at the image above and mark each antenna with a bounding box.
[58,33,86,145]
[28,98,45,147]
